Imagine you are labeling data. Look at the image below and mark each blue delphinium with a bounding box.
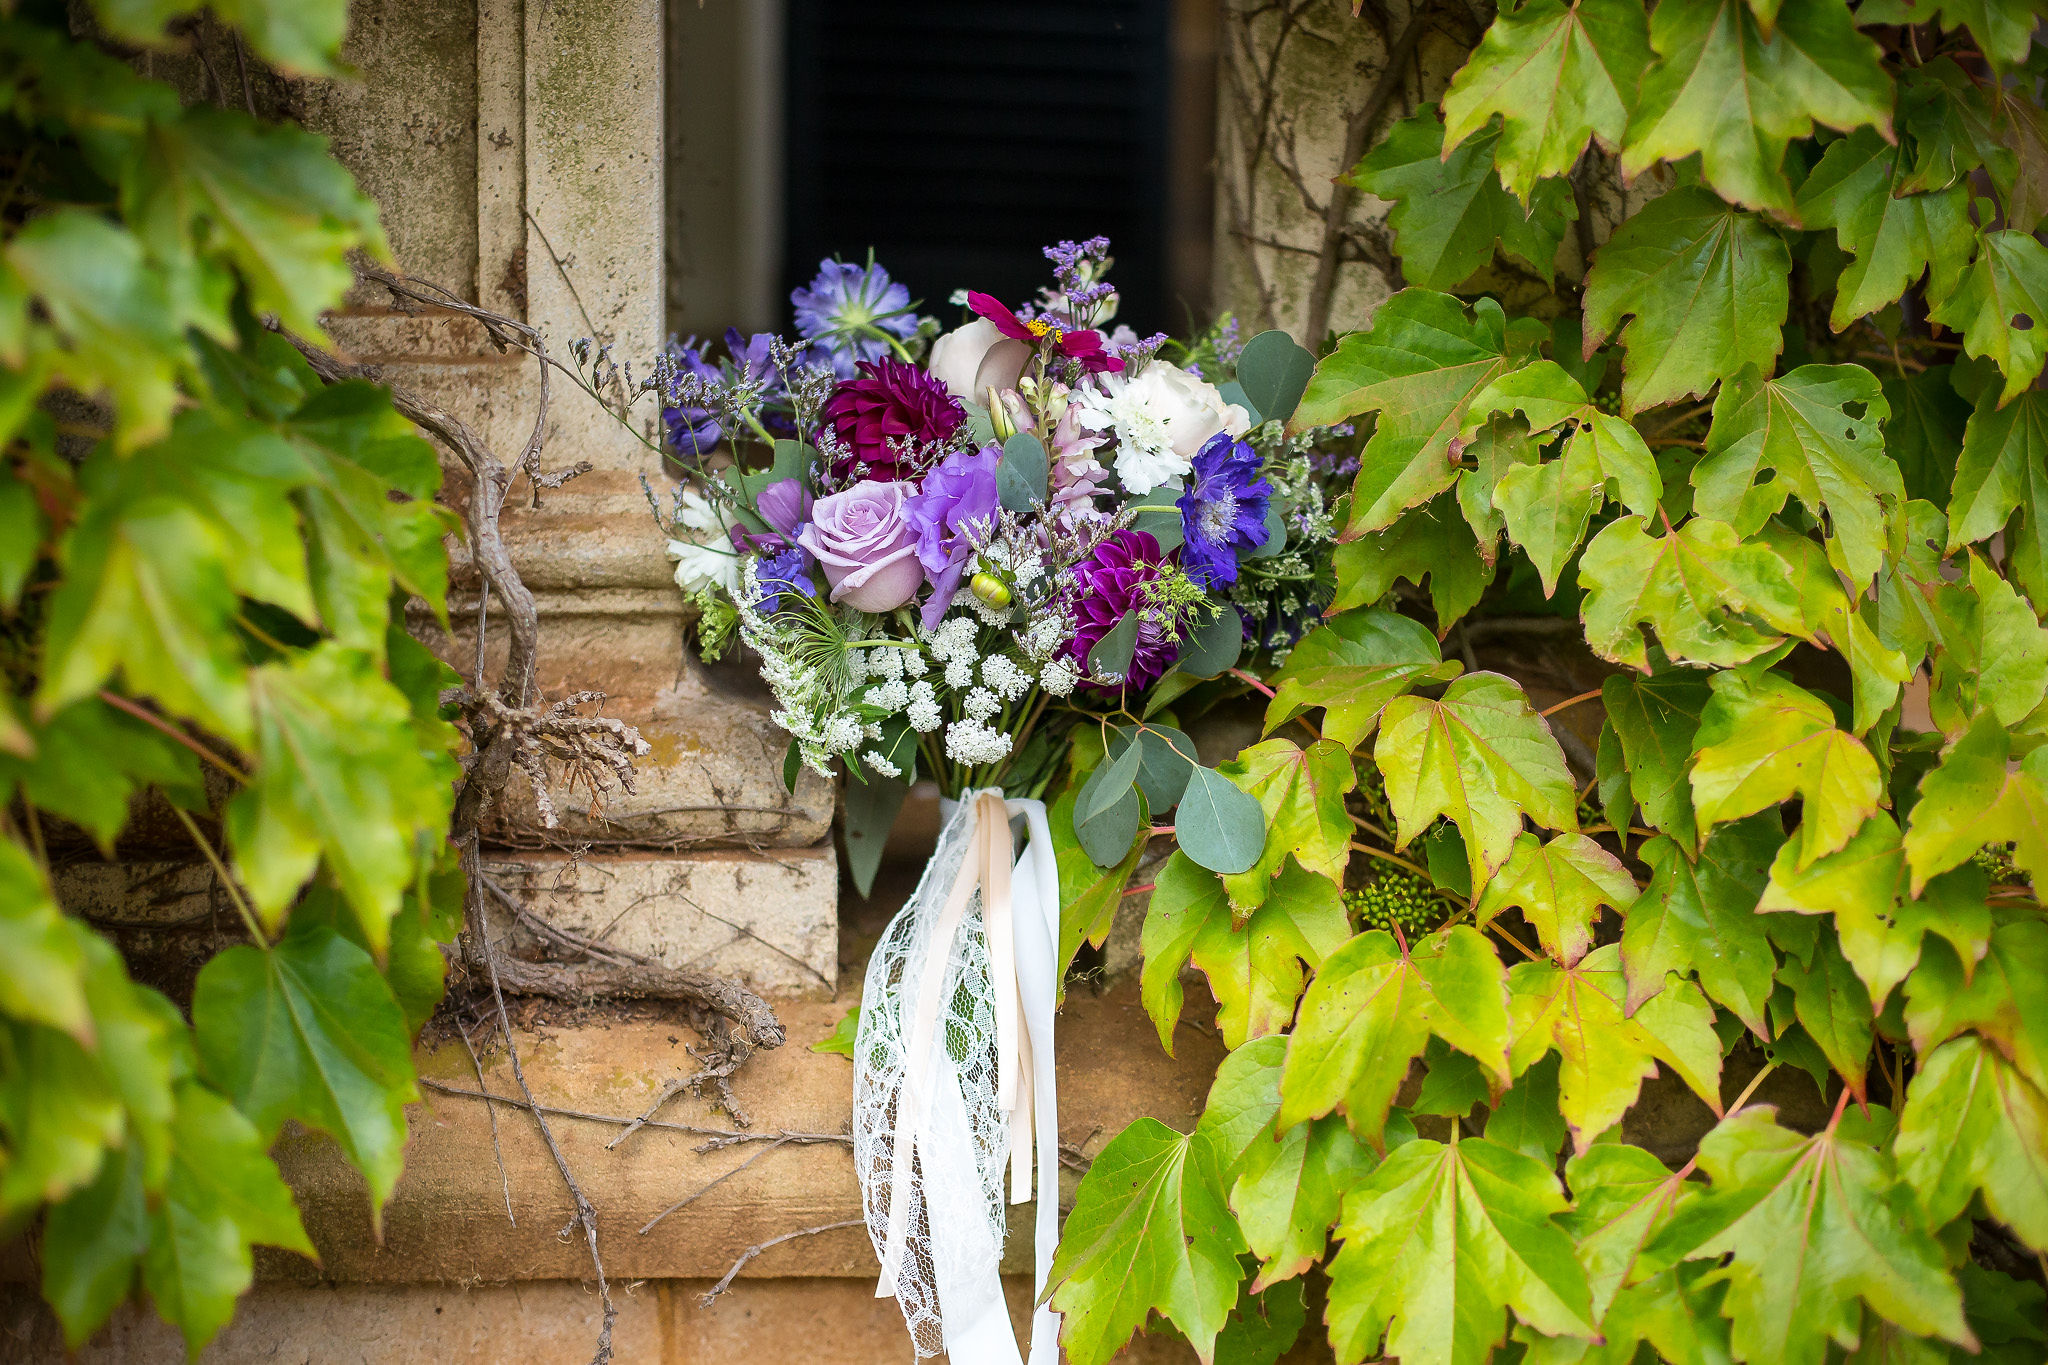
[790,257,919,379]
[756,543,817,614]
[1176,432,1273,589]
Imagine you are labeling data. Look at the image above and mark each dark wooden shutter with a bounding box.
[782,0,1174,335]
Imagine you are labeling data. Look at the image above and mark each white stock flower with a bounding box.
[674,486,724,535]
[668,539,740,595]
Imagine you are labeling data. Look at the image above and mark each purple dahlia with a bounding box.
[1177,432,1273,589]
[1064,529,1188,694]
[821,357,964,480]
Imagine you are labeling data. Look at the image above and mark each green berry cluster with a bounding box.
[1344,871,1443,939]
[1970,842,2027,887]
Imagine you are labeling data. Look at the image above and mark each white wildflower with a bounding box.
[863,722,883,741]
[864,679,910,712]
[861,750,902,779]
[981,654,1030,701]
[1022,613,1069,662]
[868,647,905,681]
[945,656,976,690]
[823,715,865,753]
[1039,656,1079,697]
[907,696,943,732]
[674,485,724,535]
[963,687,1001,722]
[846,646,871,684]
[944,719,1013,766]
[901,650,928,679]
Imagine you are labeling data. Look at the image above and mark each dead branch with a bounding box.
[416,1077,850,1152]
[698,1221,868,1308]
[637,1136,794,1235]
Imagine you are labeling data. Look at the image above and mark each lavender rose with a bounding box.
[797,480,925,612]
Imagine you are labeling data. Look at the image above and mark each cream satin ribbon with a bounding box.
[870,790,1062,1365]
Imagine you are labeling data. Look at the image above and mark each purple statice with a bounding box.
[1042,237,1116,325]
[755,543,817,614]
[820,357,965,480]
[791,258,921,380]
[1063,529,1188,694]
[660,337,724,457]
[1177,433,1273,589]
[904,444,1001,628]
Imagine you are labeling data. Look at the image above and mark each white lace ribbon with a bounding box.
[855,789,1062,1363]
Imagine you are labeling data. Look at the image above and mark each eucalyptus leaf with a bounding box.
[1110,723,1198,812]
[1175,765,1267,875]
[1177,605,1245,678]
[1076,784,1145,868]
[1087,610,1141,681]
[1236,329,1317,425]
[997,432,1049,512]
[1077,733,1144,829]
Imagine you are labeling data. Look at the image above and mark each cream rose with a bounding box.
[926,317,1029,403]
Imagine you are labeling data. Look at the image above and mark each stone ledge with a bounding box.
[238,984,1224,1286]
[486,845,837,998]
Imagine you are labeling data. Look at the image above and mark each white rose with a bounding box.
[1130,361,1252,459]
[926,317,1029,402]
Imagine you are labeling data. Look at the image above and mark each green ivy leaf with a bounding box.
[1647,1107,1973,1365]
[92,0,352,75]
[0,699,205,852]
[1351,106,1574,289]
[140,1082,315,1357]
[1760,814,1993,1005]
[1465,360,1663,593]
[1329,494,1493,633]
[1904,909,2048,1094]
[1325,1135,1596,1365]
[1579,516,1799,670]
[1692,364,1901,589]
[1780,931,1876,1095]
[1520,1141,1730,1365]
[1440,0,1652,201]
[1279,926,1510,1147]
[1882,367,1969,509]
[1795,127,1975,331]
[1689,667,1883,869]
[0,838,93,1040]
[1928,553,2048,734]
[1232,1113,1377,1293]
[1218,738,1356,913]
[1510,944,1724,1152]
[1375,671,1579,893]
[191,925,416,1209]
[1902,714,2048,891]
[1621,0,1893,217]
[0,209,188,450]
[1582,187,1790,414]
[1947,387,2048,614]
[225,645,459,951]
[1263,609,1461,751]
[1292,291,1541,533]
[1895,1034,2048,1251]
[1601,671,1711,846]
[1928,230,2048,407]
[1476,832,1639,966]
[1140,853,1349,1052]
[1753,521,1911,733]
[1856,0,2048,69]
[39,1143,149,1349]
[1046,1116,1247,1365]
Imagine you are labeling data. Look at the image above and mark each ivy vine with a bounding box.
[1047,3,2048,1363]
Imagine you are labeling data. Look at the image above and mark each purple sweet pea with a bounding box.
[757,478,813,539]
[904,444,1001,628]
[1177,432,1274,589]
[797,480,925,612]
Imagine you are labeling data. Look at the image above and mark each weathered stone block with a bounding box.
[484,846,837,998]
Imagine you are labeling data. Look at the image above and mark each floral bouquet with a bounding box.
[634,239,1360,1361]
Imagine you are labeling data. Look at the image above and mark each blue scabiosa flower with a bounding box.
[1176,432,1273,589]
[790,258,920,379]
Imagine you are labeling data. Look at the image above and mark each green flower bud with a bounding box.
[970,571,1012,609]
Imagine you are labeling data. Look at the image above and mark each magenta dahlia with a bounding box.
[820,357,965,479]
[1064,529,1189,694]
